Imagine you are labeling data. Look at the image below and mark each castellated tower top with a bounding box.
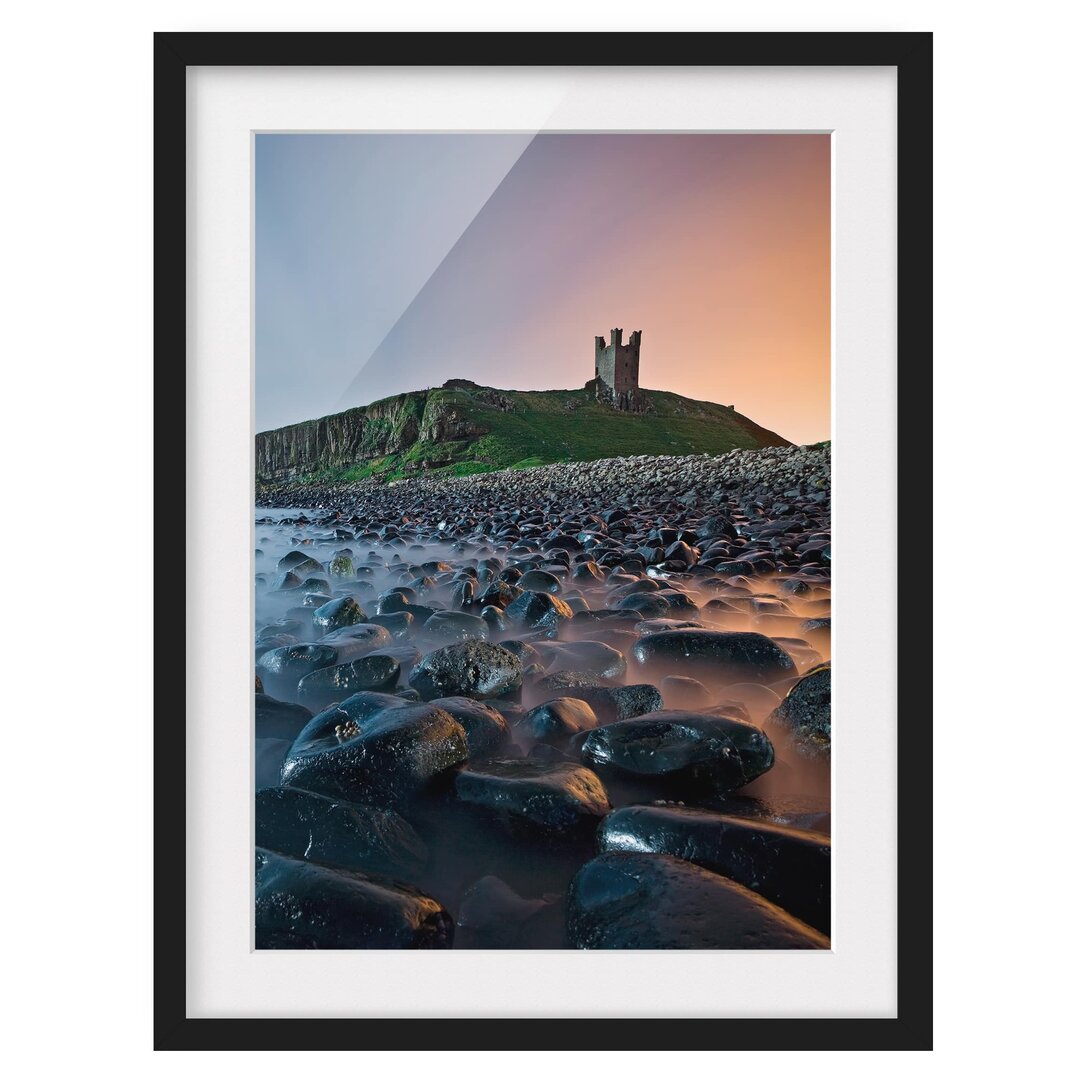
[593,328,643,410]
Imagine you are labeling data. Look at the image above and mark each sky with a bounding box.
[256,133,830,444]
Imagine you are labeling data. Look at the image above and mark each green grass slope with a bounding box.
[260,382,791,486]
[467,387,787,465]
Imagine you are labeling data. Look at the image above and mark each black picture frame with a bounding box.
[155,30,932,1051]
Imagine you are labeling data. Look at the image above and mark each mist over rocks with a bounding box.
[254,443,831,950]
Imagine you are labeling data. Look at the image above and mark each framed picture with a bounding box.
[157,31,932,1049]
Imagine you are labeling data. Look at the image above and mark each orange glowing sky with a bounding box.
[258,134,830,444]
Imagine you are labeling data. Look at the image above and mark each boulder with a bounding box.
[504,590,574,630]
[581,710,774,794]
[428,696,511,757]
[255,848,452,949]
[296,653,402,708]
[255,786,427,878]
[524,697,600,742]
[421,610,490,644]
[408,641,523,701]
[768,663,831,756]
[312,596,367,636]
[454,759,610,833]
[633,629,796,684]
[533,640,627,680]
[597,805,830,933]
[281,702,468,806]
[567,851,828,949]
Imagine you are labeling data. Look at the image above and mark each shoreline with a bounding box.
[256,442,831,515]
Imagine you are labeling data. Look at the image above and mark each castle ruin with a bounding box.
[592,328,649,412]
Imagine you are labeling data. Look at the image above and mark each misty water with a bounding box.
[253,477,831,949]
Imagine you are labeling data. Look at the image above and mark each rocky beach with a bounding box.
[254,443,832,949]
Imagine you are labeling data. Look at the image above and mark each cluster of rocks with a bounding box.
[258,442,830,513]
[253,445,831,950]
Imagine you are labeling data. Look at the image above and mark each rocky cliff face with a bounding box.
[255,390,488,482]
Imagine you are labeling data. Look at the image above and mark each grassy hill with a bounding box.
[255,380,790,487]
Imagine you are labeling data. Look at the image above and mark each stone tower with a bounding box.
[593,328,646,411]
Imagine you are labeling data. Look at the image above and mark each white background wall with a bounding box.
[1,0,1074,1073]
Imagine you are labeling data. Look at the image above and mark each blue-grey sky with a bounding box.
[256,133,830,443]
[256,134,532,431]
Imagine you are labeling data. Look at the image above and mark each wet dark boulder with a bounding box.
[255,848,453,949]
[257,624,282,645]
[255,693,313,741]
[477,580,521,609]
[504,590,574,631]
[616,592,671,619]
[319,622,394,654]
[454,759,610,833]
[448,578,476,608]
[499,639,543,669]
[296,653,402,708]
[518,568,562,594]
[277,551,323,575]
[597,805,830,933]
[428,696,511,757]
[256,643,339,698]
[479,606,508,633]
[288,691,410,758]
[422,610,490,644]
[525,697,600,742]
[533,640,627,680]
[567,851,828,950]
[281,702,468,806]
[375,590,411,615]
[312,596,367,636]
[560,683,665,725]
[269,571,302,593]
[636,618,705,636]
[530,670,610,699]
[573,561,605,584]
[408,641,523,701]
[255,786,428,878]
[705,559,757,577]
[768,663,831,756]
[663,540,699,567]
[633,629,796,684]
[368,611,415,638]
[697,515,736,541]
[257,619,303,642]
[581,710,774,794]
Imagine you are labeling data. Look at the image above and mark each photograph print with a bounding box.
[253,131,832,950]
